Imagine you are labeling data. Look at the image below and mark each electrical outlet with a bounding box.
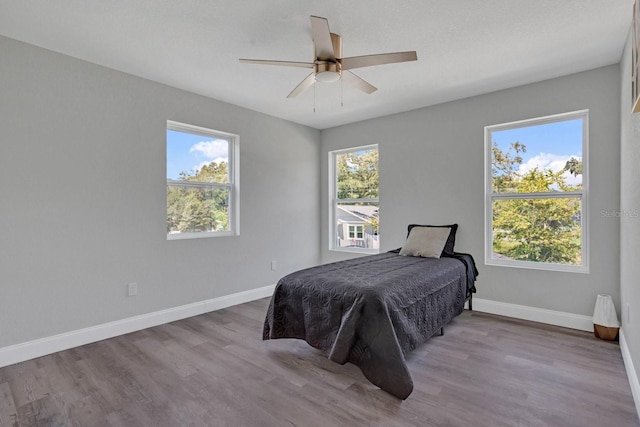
[271,260,277,271]
[128,282,138,297]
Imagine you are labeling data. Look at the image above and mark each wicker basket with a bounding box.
[593,294,619,341]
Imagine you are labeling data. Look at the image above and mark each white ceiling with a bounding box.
[0,0,632,129]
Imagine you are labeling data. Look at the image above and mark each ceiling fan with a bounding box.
[239,15,417,98]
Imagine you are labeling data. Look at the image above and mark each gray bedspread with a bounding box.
[263,252,469,399]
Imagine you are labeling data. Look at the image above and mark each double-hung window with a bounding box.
[329,145,379,253]
[166,121,239,239]
[485,110,588,272]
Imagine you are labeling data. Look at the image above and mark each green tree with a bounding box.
[167,161,229,234]
[336,149,379,234]
[337,149,379,199]
[491,141,526,192]
[194,161,229,183]
[492,144,582,265]
[563,157,582,176]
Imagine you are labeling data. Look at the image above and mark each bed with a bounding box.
[263,224,478,399]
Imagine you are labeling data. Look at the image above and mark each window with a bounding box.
[166,121,239,240]
[349,225,364,239]
[329,145,379,252]
[485,110,588,272]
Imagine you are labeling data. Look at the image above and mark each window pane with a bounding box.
[492,197,582,265]
[491,118,583,194]
[336,202,379,249]
[167,129,230,183]
[167,185,229,234]
[166,122,238,240]
[336,149,378,199]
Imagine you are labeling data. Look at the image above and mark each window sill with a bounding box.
[485,258,589,274]
[330,247,379,255]
[167,231,237,240]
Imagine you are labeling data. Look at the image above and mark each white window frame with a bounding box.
[484,110,589,273]
[329,144,379,254]
[166,120,240,240]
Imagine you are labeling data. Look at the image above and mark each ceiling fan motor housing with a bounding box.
[314,33,343,83]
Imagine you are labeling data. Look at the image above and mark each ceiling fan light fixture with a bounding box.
[315,61,341,83]
[315,70,341,83]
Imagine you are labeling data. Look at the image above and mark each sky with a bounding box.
[168,119,581,183]
[491,118,583,186]
[166,130,229,180]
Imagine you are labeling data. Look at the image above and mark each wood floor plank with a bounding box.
[15,394,67,427]
[0,382,17,426]
[0,299,638,426]
[4,360,52,409]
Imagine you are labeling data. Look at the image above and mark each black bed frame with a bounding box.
[440,290,473,336]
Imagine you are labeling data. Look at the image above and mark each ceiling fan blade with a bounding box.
[310,16,335,61]
[340,51,417,70]
[287,73,316,98]
[239,59,314,68]
[342,71,377,94]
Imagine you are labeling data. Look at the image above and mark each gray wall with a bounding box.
[0,32,627,359]
[0,36,320,348]
[321,65,621,318]
[620,29,640,389]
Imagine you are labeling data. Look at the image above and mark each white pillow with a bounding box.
[399,226,450,258]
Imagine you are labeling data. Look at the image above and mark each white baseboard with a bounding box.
[0,284,276,369]
[620,329,640,421]
[467,298,593,332]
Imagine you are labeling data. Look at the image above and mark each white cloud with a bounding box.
[189,139,228,160]
[518,152,582,186]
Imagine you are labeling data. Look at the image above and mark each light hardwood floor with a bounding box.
[0,298,638,426]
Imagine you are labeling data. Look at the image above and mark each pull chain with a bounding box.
[341,77,344,107]
[313,83,316,113]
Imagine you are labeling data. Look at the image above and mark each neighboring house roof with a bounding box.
[337,205,379,222]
